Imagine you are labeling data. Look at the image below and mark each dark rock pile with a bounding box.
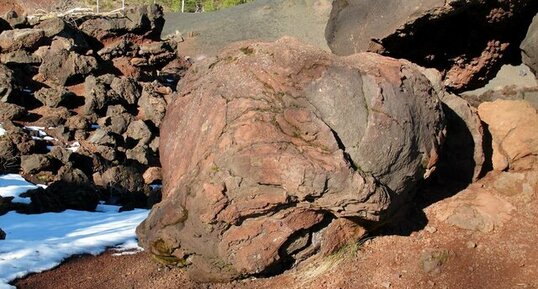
[0,5,189,215]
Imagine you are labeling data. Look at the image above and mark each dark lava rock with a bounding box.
[22,180,100,213]
[0,63,15,103]
[0,102,25,121]
[0,50,41,65]
[136,37,446,281]
[125,120,152,145]
[34,86,75,108]
[325,0,538,91]
[110,76,141,106]
[20,154,51,174]
[0,28,44,53]
[94,165,148,208]
[79,4,165,41]
[138,86,167,127]
[0,138,19,174]
[38,39,98,86]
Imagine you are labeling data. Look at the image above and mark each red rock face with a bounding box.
[136,37,446,281]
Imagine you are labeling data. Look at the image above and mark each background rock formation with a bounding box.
[326,0,538,92]
[162,0,332,59]
[137,37,445,281]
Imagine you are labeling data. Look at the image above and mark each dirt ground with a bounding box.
[13,172,538,289]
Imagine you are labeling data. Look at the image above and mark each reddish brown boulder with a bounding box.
[478,99,538,171]
[136,37,445,281]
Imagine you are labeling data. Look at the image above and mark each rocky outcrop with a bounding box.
[477,99,538,171]
[521,13,538,75]
[137,37,446,281]
[325,0,538,91]
[0,227,5,240]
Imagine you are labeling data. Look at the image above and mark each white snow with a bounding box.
[0,176,149,289]
[67,141,81,152]
[150,184,163,191]
[0,174,38,204]
[0,123,5,136]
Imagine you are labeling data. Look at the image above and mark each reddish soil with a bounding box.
[13,173,538,289]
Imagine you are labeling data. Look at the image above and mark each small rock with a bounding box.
[420,249,450,274]
[466,241,477,249]
[143,167,162,184]
[110,77,141,105]
[88,129,121,146]
[148,136,159,152]
[0,28,44,53]
[21,154,51,174]
[66,115,90,131]
[425,226,437,234]
[125,120,152,145]
[0,63,16,103]
[0,102,25,121]
[0,228,5,239]
[138,86,167,127]
[126,145,150,165]
[38,40,98,86]
[34,86,74,108]
[0,50,41,65]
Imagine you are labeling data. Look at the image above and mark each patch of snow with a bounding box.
[0,205,148,289]
[0,124,5,136]
[25,126,57,142]
[111,239,144,256]
[24,126,46,136]
[67,141,81,152]
[150,184,162,191]
[0,174,38,204]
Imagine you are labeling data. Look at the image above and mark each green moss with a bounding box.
[239,46,254,55]
[151,254,187,266]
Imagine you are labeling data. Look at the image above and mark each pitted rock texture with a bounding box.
[137,37,445,281]
[326,0,538,91]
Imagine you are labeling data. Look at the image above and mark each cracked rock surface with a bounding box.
[136,37,445,281]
